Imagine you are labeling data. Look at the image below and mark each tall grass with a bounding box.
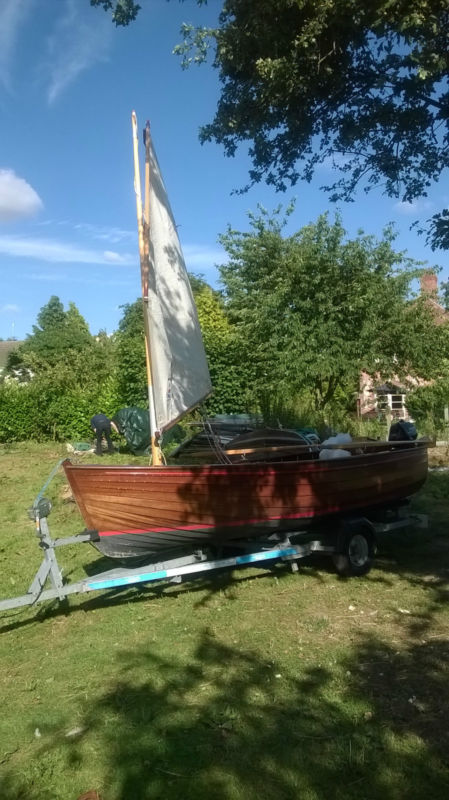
[255,389,390,439]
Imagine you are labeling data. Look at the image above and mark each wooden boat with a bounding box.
[63,441,427,558]
[63,112,428,560]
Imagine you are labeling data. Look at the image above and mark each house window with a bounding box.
[391,394,406,418]
[375,391,406,418]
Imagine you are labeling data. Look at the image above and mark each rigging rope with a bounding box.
[199,408,232,465]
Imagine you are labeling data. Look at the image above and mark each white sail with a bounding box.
[146,136,212,433]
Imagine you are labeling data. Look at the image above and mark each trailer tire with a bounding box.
[333,526,375,577]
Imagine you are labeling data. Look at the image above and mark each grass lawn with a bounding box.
[1,442,448,800]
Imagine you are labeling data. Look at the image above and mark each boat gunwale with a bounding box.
[62,445,427,478]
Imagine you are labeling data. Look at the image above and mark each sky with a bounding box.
[0,0,447,340]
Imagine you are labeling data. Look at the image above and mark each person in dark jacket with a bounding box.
[90,413,117,456]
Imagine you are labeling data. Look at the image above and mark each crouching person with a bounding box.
[90,413,117,456]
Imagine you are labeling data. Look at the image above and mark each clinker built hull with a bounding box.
[63,444,428,559]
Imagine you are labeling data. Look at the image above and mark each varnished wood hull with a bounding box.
[63,444,428,559]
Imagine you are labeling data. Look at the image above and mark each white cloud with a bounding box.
[45,0,112,103]
[0,170,43,222]
[317,153,353,172]
[28,271,133,287]
[0,234,134,265]
[38,221,135,243]
[72,223,135,244]
[0,0,33,91]
[394,199,434,215]
[182,244,226,269]
[0,303,19,313]
[103,250,132,264]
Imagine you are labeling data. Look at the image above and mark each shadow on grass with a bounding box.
[371,521,449,637]
[0,778,36,800]
[2,628,449,800]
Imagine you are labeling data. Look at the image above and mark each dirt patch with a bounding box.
[428,445,449,467]
[60,483,74,502]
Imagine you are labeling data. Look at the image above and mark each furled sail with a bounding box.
[146,136,212,433]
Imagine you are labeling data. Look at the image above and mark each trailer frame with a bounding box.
[0,497,428,613]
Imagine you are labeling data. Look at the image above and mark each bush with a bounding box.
[406,380,449,436]
[0,379,123,443]
[0,383,47,441]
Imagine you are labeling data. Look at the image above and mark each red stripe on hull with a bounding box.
[97,500,380,537]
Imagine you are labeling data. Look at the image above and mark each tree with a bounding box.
[219,208,447,411]
[115,299,148,407]
[406,377,449,433]
[94,0,449,250]
[89,0,141,25]
[115,282,250,415]
[192,277,250,413]
[1,299,121,441]
[5,297,119,394]
[6,296,94,377]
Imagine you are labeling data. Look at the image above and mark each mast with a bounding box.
[131,111,162,466]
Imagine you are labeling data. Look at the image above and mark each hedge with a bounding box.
[0,378,121,443]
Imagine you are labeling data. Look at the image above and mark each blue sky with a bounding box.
[0,0,447,340]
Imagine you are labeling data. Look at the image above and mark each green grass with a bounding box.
[1,443,449,800]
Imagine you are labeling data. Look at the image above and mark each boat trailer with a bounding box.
[0,496,428,613]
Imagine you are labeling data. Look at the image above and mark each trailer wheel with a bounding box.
[333,527,375,577]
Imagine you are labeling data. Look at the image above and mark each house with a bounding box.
[359,374,421,421]
[359,272,448,420]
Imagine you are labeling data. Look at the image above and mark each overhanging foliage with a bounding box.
[94,0,449,250]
